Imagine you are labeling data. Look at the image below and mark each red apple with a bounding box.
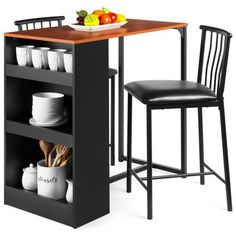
[108,13,117,23]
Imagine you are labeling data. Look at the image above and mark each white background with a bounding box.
[0,0,236,235]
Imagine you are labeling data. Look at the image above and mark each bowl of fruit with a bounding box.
[69,7,127,32]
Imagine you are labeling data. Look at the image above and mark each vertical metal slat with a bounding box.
[217,37,225,94]
[209,33,218,89]
[204,32,213,86]
[218,36,231,97]
[213,34,223,93]
[197,30,206,84]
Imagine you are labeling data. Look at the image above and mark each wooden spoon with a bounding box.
[39,140,54,167]
[60,155,72,167]
[57,147,72,166]
[52,145,69,167]
[48,144,57,167]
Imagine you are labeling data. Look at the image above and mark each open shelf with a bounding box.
[5,77,72,136]
[5,133,74,227]
[5,133,73,187]
[6,120,72,146]
[5,186,74,227]
[6,64,73,87]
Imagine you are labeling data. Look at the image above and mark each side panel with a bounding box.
[72,40,109,227]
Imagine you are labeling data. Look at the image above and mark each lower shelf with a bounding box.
[5,186,74,227]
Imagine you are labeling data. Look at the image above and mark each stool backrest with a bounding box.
[14,16,65,31]
[197,25,232,98]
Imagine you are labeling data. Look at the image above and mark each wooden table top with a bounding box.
[4,19,187,44]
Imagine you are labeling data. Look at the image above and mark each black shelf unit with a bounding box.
[4,37,109,228]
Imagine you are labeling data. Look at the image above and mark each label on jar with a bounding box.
[38,176,57,183]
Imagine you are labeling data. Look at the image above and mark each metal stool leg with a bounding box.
[219,101,232,211]
[147,105,153,219]
[198,107,205,185]
[110,76,115,166]
[127,94,132,193]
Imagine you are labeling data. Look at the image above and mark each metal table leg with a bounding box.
[180,27,187,174]
[112,28,187,182]
[118,37,124,162]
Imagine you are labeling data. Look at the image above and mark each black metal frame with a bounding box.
[112,27,187,182]
[109,74,115,166]
[125,25,232,219]
[118,37,124,163]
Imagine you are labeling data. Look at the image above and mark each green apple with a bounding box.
[102,7,110,13]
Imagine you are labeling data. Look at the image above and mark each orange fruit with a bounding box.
[92,10,104,17]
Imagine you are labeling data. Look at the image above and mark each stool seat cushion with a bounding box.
[124,80,217,105]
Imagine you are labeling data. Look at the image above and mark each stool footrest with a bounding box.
[141,171,214,181]
[123,155,182,174]
[130,167,148,191]
[203,162,226,183]
[110,164,147,183]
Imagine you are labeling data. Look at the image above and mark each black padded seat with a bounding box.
[124,80,217,105]
[109,68,118,78]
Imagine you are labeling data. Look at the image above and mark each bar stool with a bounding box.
[14,17,118,166]
[124,25,232,219]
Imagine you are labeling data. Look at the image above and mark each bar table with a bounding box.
[4,19,187,228]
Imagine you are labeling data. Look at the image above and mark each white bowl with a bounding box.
[32,109,62,115]
[32,103,63,110]
[32,113,63,123]
[33,104,63,111]
[32,92,64,123]
[32,98,64,104]
[32,107,63,113]
[33,92,64,99]
[33,92,64,105]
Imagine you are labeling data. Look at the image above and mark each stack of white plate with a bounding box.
[29,92,67,127]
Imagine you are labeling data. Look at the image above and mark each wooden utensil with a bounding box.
[60,155,72,167]
[48,144,57,167]
[52,145,69,167]
[57,147,72,166]
[39,140,54,167]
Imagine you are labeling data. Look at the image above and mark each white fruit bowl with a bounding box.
[69,21,128,32]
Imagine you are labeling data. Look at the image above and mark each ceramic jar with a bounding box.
[22,163,37,190]
[37,159,67,200]
[66,179,73,204]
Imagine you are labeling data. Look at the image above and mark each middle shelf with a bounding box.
[5,75,73,146]
[6,120,72,146]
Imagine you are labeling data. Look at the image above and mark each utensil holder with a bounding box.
[37,159,67,200]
